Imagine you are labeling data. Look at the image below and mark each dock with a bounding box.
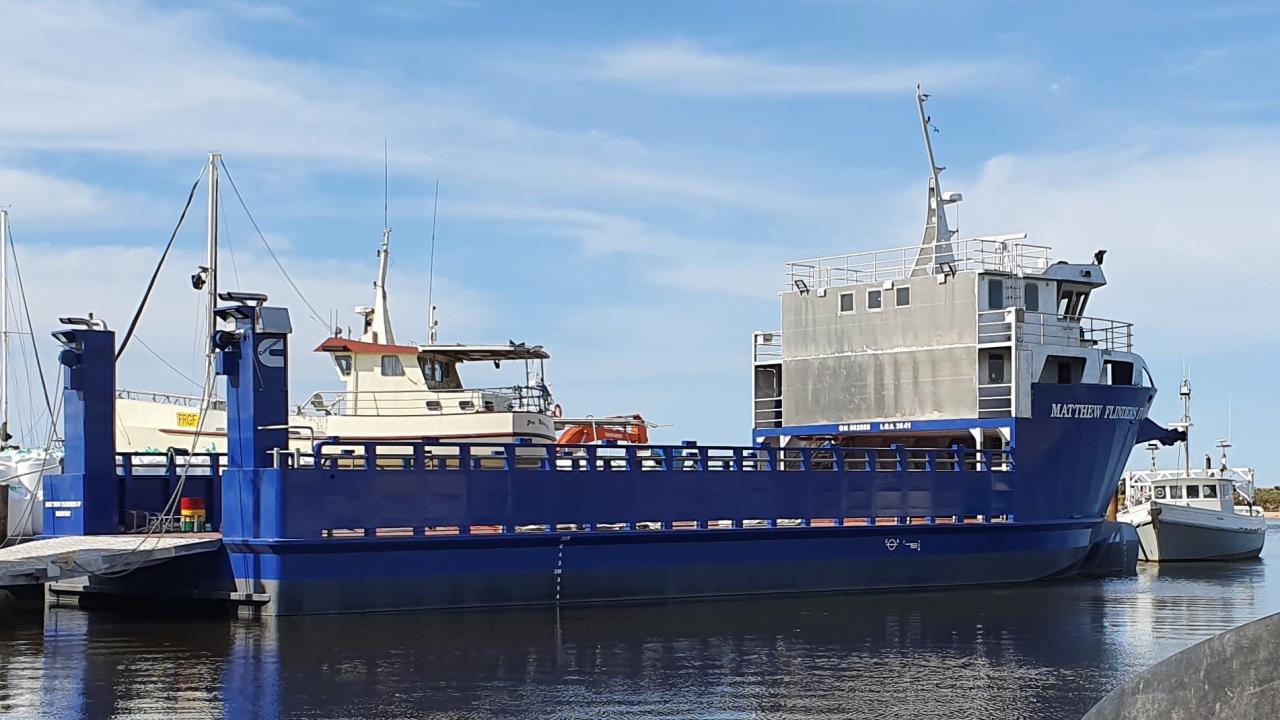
[0,534,221,586]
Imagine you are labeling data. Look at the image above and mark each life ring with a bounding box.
[552,404,563,418]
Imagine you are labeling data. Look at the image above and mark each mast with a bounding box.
[0,208,8,446]
[361,143,396,345]
[205,152,221,354]
[370,224,395,345]
[911,84,959,277]
[1179,377,1192,477]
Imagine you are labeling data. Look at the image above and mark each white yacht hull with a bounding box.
[115,397,556,453]
[1119,501,1266,562]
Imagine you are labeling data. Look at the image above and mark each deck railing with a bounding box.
[116,452,224,532]
[785,237,1051,291]
[115,390,227,411]
[298,385,553,417]
[978,308,1134,353]
[247,439,1016,540]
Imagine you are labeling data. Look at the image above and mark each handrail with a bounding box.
[752,331,783,363]
[302,439,1014,474]
[786,238,1051,290]
[298,384,553,417]
[115,389,228,411]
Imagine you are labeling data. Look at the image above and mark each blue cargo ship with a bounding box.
[38,88,1182,616]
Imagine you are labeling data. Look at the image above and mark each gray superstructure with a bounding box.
[753,88,1148,443]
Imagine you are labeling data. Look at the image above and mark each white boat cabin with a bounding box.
[1124,470,1237,514]
[311,337,552,418]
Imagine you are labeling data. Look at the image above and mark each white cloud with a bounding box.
[593,40,1016,97]
[950,136,1280,353]
[0,1,845,223]
[0,165,156,228]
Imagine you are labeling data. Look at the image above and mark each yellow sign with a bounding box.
[176,411,199,428]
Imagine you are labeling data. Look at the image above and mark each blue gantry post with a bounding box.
[214,294,291,541]
[43,321,118,535]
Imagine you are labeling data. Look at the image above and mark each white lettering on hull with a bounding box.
[1049,403,1142,420]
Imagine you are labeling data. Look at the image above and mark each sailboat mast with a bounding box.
[0,208,8,444]
[206,152,221,353]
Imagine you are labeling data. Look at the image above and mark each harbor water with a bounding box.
[2,524,1278,720]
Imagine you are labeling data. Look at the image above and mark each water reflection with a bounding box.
[2,525,1276,720]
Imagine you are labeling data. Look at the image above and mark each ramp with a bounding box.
[0,534,221,586]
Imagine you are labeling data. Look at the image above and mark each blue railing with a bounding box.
[231,440,1018,541]
[116,452,223,532]
[300,439,1012,474]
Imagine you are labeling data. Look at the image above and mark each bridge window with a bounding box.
[334,354,352,376]
[380,355,405,377]
[987,279,1005,309]
[896,286,911,307]
[867,289,883,311]
[839,292,855,313]
[1154,487,1166,499]
[1169,485,1183,500]
[1186,485,1200,499]
[1025,283,1040,312]
[1105,360,1135,385]
[1203,484,1218,498]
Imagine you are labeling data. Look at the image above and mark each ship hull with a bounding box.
[65,519,1117,616]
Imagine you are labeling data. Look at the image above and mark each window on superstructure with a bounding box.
[987,279,1005,310]
[839,292,855,313]
[1025,283,1040,312]
[380,355,405,377]
[1186,485,1200,499]
[895,286,910,307]
[1169,485,1183,499]
[1203,484,1218,498]
[987,353,1005,384]
[867,289,883,311]
[334,355,352,376]
[1154,487,1166,500]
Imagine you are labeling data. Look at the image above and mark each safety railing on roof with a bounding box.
[785,237,1051,291]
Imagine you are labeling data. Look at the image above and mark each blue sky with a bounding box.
[1,0,1277,478]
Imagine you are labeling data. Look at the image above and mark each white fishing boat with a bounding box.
[1118,379,1265,562]
[114,154,566,453]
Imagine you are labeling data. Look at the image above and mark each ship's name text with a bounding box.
[1049,403,1141,420]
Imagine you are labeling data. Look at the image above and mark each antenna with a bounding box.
[383,139,389,232]
[427,179,439,344]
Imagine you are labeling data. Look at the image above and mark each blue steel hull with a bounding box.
[51,382,1155,615]
[237,522,1104,615]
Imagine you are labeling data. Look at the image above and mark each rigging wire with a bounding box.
[135,335,203,390]
[220,185,242,290]
[116,163,208,361]
[218,158,329,333]
[427,179,439,319]
[5,225,57,435]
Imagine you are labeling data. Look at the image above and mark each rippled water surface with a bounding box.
[3,524,1279,719]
